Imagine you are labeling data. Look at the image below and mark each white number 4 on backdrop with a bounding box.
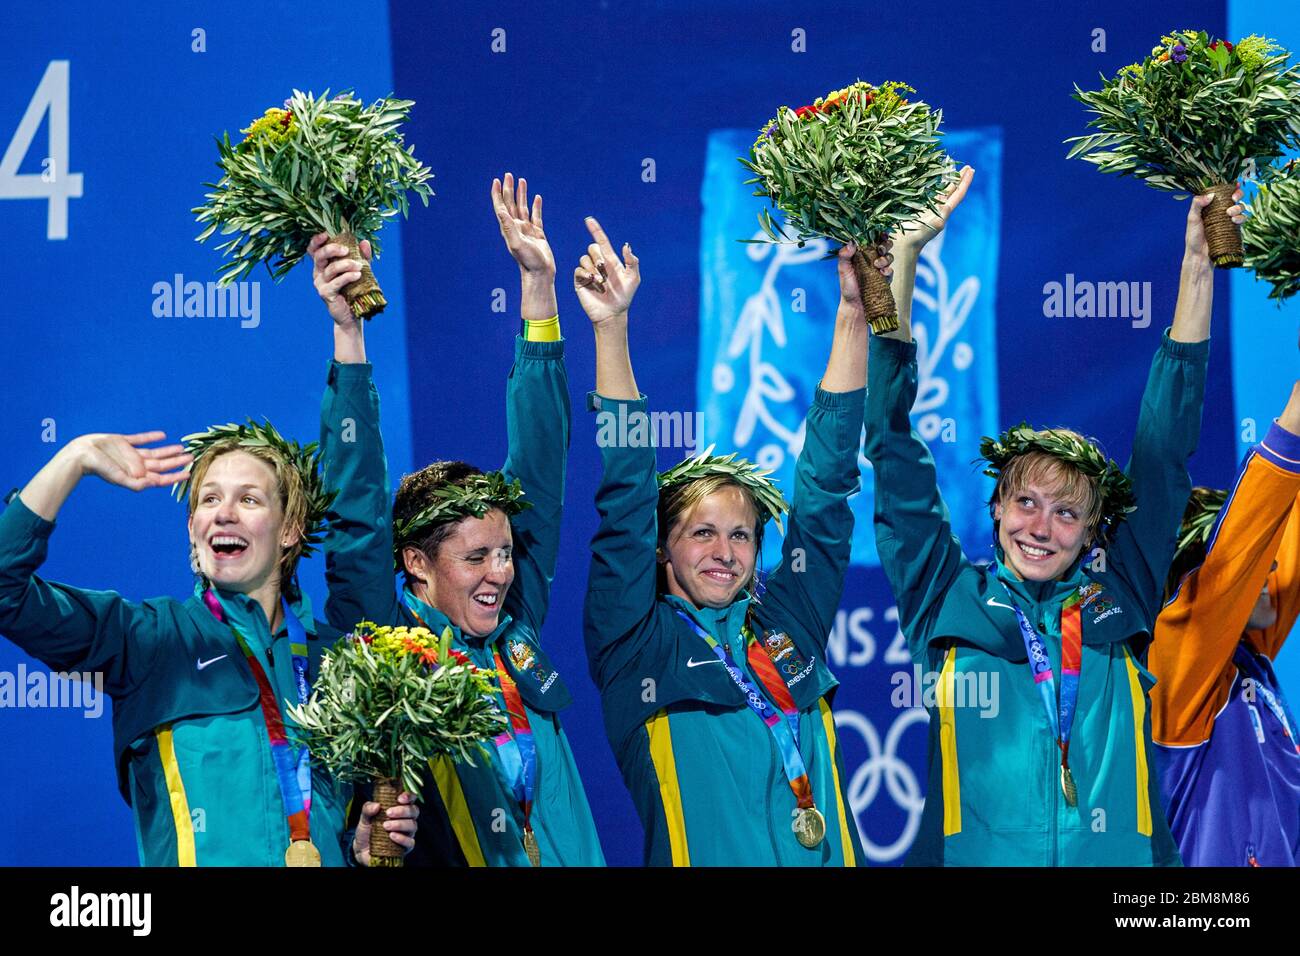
[0,61,84,239]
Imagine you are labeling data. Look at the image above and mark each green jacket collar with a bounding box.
[197,581,316,641]
[402,590,571,712]
[993,556,1083,606]
[663,591,753,644]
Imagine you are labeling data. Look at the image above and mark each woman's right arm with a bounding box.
[309,233,401,631]
[1151,392,1300,746]
[575,217,659,687]
[866,169,975,652]
[0,433,189,687]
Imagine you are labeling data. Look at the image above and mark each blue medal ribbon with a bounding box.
[674,610,810,795]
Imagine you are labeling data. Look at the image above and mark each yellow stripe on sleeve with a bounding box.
[523,315,561,342]
[429,755,488,867]
[156,725,196,867]
[645,709,691,866]
[1124,651,1154,836]
[936,647,962,836]
[819,698,858,867]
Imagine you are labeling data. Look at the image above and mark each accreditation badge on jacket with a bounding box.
[758,630,812,688]
[498,635,570,711]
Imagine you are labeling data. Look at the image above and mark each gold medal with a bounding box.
[523,827,541,867]
[793,807,827,849]
[1060,765,1078,808]
[284,839,322,867]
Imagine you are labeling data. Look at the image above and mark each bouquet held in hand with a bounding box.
[288,621,504,867]
[740,80,956,333]
[194,89,433,319]
[1068,31,1300,268]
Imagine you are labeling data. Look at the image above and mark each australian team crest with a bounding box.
[759,629,811,682]
[508,640,536,673]
[1077,581,1105,610]
[764,631,798,664]
[1076,581,1120,622]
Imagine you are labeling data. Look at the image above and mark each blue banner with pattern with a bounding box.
[698,127,1003,568]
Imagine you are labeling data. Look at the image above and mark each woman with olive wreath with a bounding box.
[864,167,1244,866]
[0,421,418,866]
[313,173,604,867]
[579,212,889,866]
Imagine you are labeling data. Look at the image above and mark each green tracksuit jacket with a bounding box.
[0,498,352,866]
[319,337,604,866]
[864,331,1206,866]
[584,386,868,866]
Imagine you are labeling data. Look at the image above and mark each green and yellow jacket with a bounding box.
[584,386,867,866]
[0,498,352,866]
[319,337,605,866]
[864,331,1206,866]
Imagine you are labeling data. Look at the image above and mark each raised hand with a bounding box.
[574,216,640,327]
[1185,182,1246,262]
[892,165,975,256]
[492,173,555,276]
[837,240,893,314]
[308,232,372,329]
[72,432,192,492]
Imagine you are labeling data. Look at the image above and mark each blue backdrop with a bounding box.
[2,0,1294,867]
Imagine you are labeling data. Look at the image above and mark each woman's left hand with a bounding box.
[353,792,419,866]
[1185,182,1246,261]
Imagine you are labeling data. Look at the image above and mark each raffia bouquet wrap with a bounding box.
[740,81,956,334]
[1068,31,1300,269]
[194,89,433,319]
[287,622,504,866]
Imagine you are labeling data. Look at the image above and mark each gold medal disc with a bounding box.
[794,807,827,848]
[1060,766,1078,808]
[523,828,541,867]
[285,839,322,867]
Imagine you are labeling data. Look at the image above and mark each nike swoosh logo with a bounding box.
[985,597,1014,611]
[196,655,229,671]
[686,657,722,668]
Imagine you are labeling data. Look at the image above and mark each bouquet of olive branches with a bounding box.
[1244,161,1300,301]
[194,89,434,319]
[740,81,955,333]
[288,622,503,866]
[1067,31,1300,268]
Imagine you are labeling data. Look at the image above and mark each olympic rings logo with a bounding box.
[833,708,928,864]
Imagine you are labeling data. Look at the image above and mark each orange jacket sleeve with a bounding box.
[1151,421,1300,746]
[1245,493,1300,660]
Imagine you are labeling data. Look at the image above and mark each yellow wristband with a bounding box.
[523,314,561,342]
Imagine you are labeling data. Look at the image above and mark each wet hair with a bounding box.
[656,476,765,595]
[187,442,308,590]
[988,445,1104,546]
